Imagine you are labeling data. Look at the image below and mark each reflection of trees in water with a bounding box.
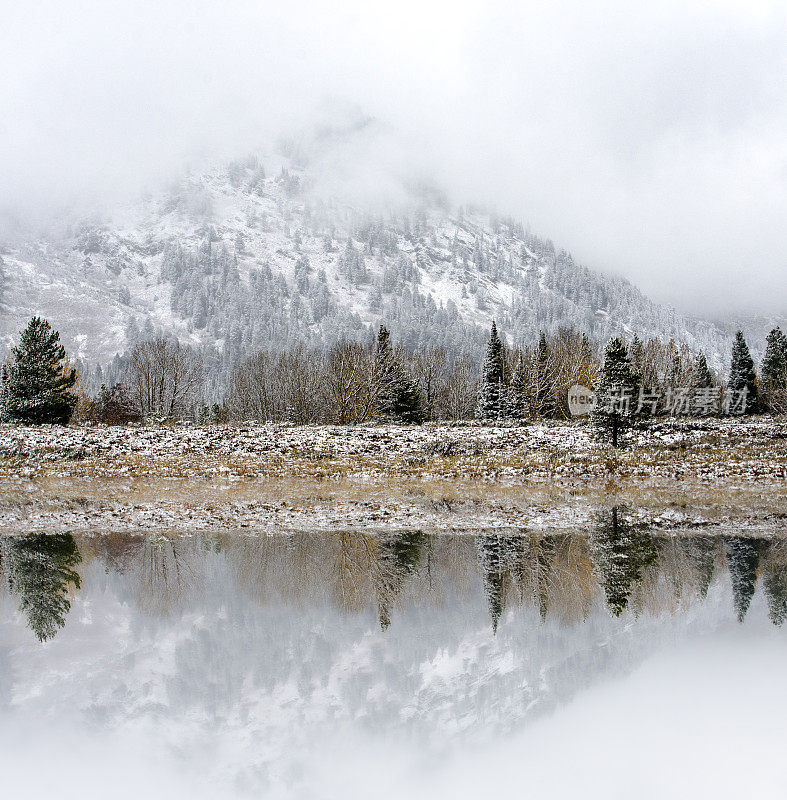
[372,531,427,630]
[682,537,718,600]
[0,533,82,641]
[476,535,512,633]
[334,531,376,614]
[726,536,787,626]
[40,524,787,638]
[139,538,192,611]
[84,533,195,614]
[644,536,720,615]
[725,536,766,622]
[90,532,144,576]
[763,540,787,626]
[591,508,658,617]
[476,534,582,632]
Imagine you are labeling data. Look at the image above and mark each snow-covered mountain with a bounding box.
[0,143,740,387]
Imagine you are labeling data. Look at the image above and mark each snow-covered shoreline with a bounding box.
[2,418,786,535]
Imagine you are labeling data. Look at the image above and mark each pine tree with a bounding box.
[1,317,77,424]
[373,325,424,423]
[761,327,787,412]
[592,337,639,447]
[7,533,82,642]
[727,331,759,414]
[691,351,715,389]
[628,334,645,385]
[505,352,530,420]
[477,321,507,420]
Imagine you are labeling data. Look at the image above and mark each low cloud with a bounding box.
[1,0,785,315]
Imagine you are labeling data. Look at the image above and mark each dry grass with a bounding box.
[1,418,786,534]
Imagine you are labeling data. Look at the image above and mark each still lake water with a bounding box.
[1,519,786,799]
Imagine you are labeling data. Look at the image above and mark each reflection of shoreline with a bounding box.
[4,527,784,643]
[1,485,786,537]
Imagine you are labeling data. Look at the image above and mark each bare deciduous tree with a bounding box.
[125,338,204,419]
[324,341,376,424]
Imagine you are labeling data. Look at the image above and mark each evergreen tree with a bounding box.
[691,351,715,389]
[761,327,787,411]
[727,331,759,414]
[8,533,82,642]
[1,317,78,424]
[724,536,763,622]
[628,334,645,385]
[373,325,424,423]
[477,322,507,420]
[505,352,530,420]
[592,337,639,447]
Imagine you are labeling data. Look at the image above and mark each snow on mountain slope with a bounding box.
[0,151,734,381]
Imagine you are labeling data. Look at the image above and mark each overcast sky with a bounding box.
[2,0,785,317]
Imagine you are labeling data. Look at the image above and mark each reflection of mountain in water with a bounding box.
[1,524,785,793]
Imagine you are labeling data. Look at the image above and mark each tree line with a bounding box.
[1,315,786,428]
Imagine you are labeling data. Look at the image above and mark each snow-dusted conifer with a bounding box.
[761,327,787,411]
[373,325,424,423]
[1,317,78,425]
[592,337,639,446]
[727,330,759,414]
[628,334,645,385]
[477,322,507,420]
[505,352,530,420]
[690,350,714,389]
